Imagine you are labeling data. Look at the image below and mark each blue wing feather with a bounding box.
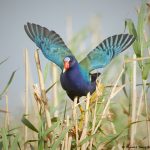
[24,23,73,70]
[80,34,135,73]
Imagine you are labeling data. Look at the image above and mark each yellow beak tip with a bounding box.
[63,68,66,73]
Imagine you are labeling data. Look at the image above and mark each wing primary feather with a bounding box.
[53,36,62,43]
[117,34,124,47]
[35,24,40,37]
[43,27,50,38]
[112,35,116,45]
[36,25,44,41]
[27,22,36,38]
[110,36,113,47]
[48,31,58,42]
[114,35,119,47]
[51,31,58,39]
[122,35,135,51]
[108,37,115,57]
[103,39,108,49]
[106,38,110,49]
[122,34,129,42]
[100,42,105,50]
[120,34,131,50]
[24,25,34,42]
[50,31,68,48]
[116,34,122,46]
[38,24,44,38]
[31,23,38,36]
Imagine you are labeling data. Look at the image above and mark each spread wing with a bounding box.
[79,34,135,73]
[24,22,73,70]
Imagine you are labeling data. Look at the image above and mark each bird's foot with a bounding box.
[69,105,84,139]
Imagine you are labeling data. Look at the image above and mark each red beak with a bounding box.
[63,61,70,72]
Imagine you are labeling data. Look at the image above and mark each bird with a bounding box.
[24,22,135,102]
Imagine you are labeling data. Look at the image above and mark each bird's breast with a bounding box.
[60,69,90,96]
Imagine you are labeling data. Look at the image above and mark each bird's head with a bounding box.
[63,56,76,73]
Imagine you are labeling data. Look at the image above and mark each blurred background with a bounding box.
[0,0,141,118]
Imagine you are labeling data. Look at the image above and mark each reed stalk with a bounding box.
[34,50,51,128]
[143,30,150,145]
[89,96,98,150]
[143,80,150,146]
[79,93,90,150]
[27,54,39,117]
[125,56,150,63]
[130,54,137,146]
[61,140,65,150]
[65,115,69,150]
[52,64,58,117]
[24,48,29,150]
[28,62,39,148]
[5,94,9,129]
[72,97,79,149]
[135,89,143,126]
[67,136,72,150]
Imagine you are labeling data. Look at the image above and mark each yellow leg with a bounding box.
[78,82,105,131]
[90,81,105,104]
[79,104,84,114]
[78,104,85,131]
